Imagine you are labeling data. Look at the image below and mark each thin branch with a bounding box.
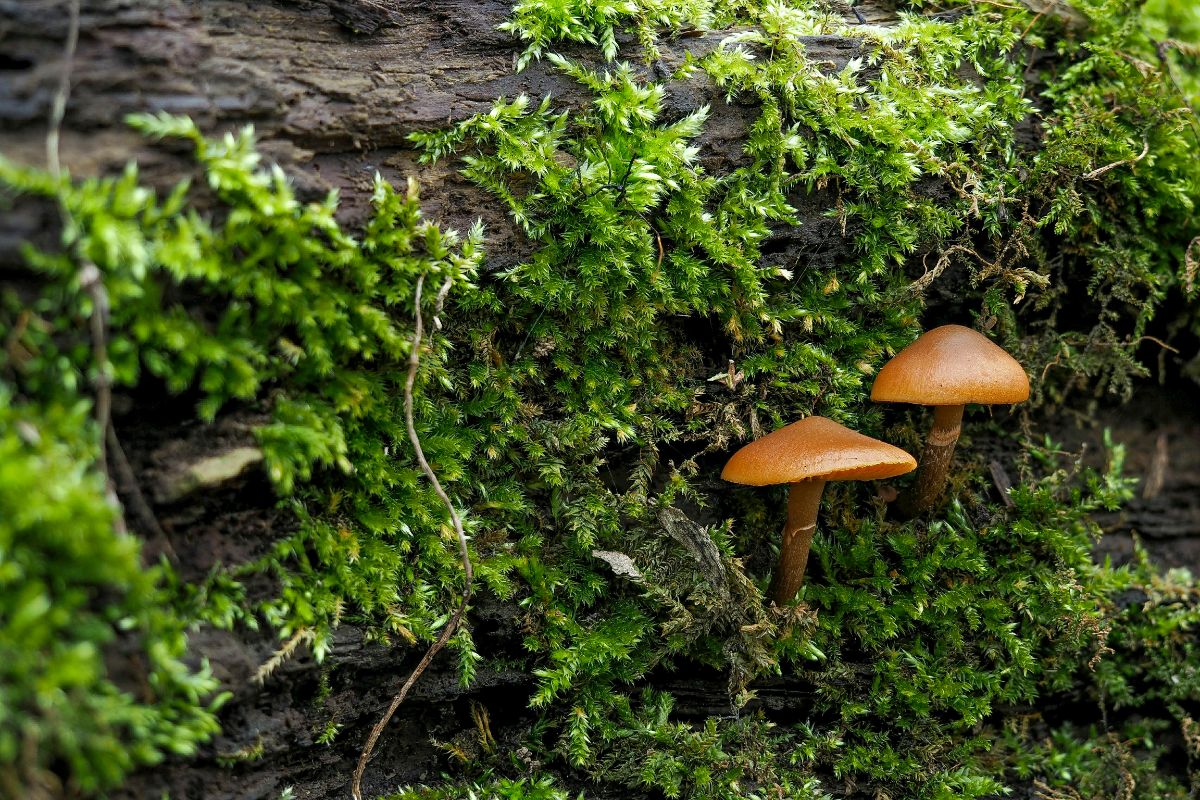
[1018,11,1043,41]
[1132,334,1179,354]
[47,0,121,517]
[351,273,474,800]
[1081,137,1149,180]
[45,0,79,180]
[107,426,175,558]
[908,244,988,294]
[82,262,112,475]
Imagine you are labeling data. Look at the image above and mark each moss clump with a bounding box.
[0,396,223,793]
[501,0,721,68]
[0,117,485,788]
[990,539,1200,799]
[1008,0,1200,401]
[387,775,576,800]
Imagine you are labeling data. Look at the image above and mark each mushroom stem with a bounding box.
[896,404,964,519]
[767,478,826,605]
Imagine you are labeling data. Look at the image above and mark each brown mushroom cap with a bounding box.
[870,324,1030,406]
[721,416,917,487]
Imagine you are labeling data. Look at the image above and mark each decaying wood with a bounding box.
[155,445,265,504]
[990,459,1015,508]
[7,1,1200,797]
[0,0,887,276]
[1069,394,1200,570]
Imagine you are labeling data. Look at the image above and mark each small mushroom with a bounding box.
[722,416,917,605]
[870,324,1029,518]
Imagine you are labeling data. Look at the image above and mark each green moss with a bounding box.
[0,117,484,788]
[1009,0,1200,402]
[0,396,223,792]
[1093,543,1200,726]
[388,775,577,800]
[501,0,721,69]
[992,543,1200,798]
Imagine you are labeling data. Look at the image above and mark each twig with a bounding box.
[106,426,175,556]
[908,244,989,294]
[1018,11,1043,41]
[1081,138,1148,180]
[82,262,113,474]
[45,0,79,181]
[351,273,474,800]
[1132,334,1179,354]
[47,0,119,506]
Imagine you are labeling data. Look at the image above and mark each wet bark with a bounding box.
[0,0,891,274]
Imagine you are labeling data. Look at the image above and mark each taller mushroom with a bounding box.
[871,324,1029,518]
[722,416,916,605]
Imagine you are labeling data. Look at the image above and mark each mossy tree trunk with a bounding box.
[0,2,893,798]
[6,2,1198,799]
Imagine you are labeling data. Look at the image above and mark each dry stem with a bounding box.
[47,0,124,523]
[1081,138,1149,180]
[46,0,79,181]
[351,273,474,800]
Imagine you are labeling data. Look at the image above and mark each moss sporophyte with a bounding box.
[1,0,1199,796]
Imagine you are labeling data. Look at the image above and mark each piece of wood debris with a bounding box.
[156,446,265,504]
[658,506,730,600]
[1142,432,1169,500]
[592,550,643,580]
[989,460,1015,508]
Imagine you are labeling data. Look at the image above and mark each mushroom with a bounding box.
[870,324,1029,518]
[722,416,917,605]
